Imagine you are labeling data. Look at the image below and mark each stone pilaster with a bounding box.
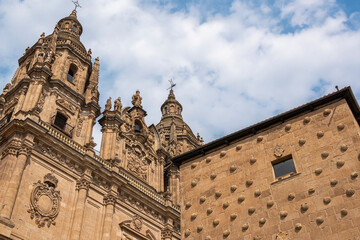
[0,145,31,227]
[101,193,116,240]
[70,177,90,240]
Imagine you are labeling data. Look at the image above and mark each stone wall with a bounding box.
[180,99,360,240]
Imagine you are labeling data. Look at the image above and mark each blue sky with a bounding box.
[0,0,360,147]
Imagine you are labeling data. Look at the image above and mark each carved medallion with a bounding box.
[28,173,61,228]
[132,214,143,231]
[274,145,284,158]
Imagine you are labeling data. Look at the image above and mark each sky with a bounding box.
[0,0,360,149]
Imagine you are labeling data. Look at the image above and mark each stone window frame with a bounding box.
[271,155,297,181]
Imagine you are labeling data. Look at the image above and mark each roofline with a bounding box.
[172,86,360,166]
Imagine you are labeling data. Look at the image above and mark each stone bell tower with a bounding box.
[0,10,101,148]
[156,89,202,157]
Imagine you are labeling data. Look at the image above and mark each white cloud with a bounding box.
[0,0,360,148]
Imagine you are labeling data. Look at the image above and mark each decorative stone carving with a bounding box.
[351,172,358,179]
[300,203,309,212]
[246,180,253,187]
[248,207,256,215]
[114,97,122,112]
[191,180,197,187]
[238,196,245,203]
[303,117,310,124]
[250,157,257,164]
[294,223,302,231]
[206,208,213,215]
[330,179,338,186]
[337,123,345,131]
[103,193,116,206]
[197,226,203,232]
[267,200,274,208]
[323,109,331,116]
[298,139,306,146]
[185,202,192,209]
[220,151,226,157]
[210,174,217,180]
[223,202,229,209]
[56,98,76,115]
[346,188,355,197]
[230,213,237,221]
[105,97,112,111]
[254,190,261,197]
[76,178,90,191]
[213,219,220,226]
[242,223,249,231]
[340,144,348,152]
[323,197,331,204]
[191,163,198,169]
[340,209,348,217]
[280,211,288,219]
[229,165,237,172]
[131,90,142,108]
[315,168,322,175]
[259,218,266,225]
[275,232,289,240]
[223,230,230,238]
[27,173,61,228]
[285,124,291,131]
[236,144,242,151]
[257,136,263,142]
[215,191,222,198]
[308,188,315,194]
[184,229,191,237]
[75,117,84,137]
[199,196,206,203]
[316,217,324,225]
[317,131,324,138]
[190,213,197,221]
[127,150,148,181]
[132,214,143,231]
[274,145,284,158]
[230,185,237,192]
[336,160,345,168]
[205,157,212,163]
[321,151,329,159]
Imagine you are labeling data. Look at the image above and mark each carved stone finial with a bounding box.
[131,90,142,108]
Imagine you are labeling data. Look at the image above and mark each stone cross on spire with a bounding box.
[167,79,176,91]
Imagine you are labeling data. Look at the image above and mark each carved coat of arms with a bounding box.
[28,173,61,228]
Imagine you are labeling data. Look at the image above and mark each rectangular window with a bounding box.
[54,112,67,130]
[272,156,296,179]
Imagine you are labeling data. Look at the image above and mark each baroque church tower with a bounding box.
[0,9,199,240]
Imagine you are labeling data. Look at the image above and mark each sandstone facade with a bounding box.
[174,89,360,240]
[0,10,201,240]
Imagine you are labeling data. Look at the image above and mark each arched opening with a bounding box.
[72,24,77,33]
[164,107,168,114]
[67,64,77,82]
[177,107,180,114]
[134,120,143,133]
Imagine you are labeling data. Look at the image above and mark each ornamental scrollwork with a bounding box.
[27,173,61,228]
[132,214,143,231]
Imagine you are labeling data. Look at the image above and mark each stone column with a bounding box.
[168,165,180,206]
[0,145,30,227]
[101,193,116,240]
[70,178,90,240]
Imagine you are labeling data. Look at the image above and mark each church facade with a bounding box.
[0,10,201,240]
[1,8,360,240]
